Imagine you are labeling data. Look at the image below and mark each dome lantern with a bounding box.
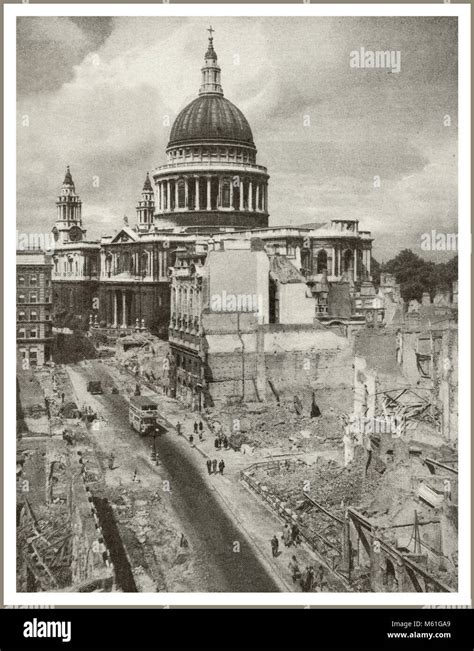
[199,26,223,96]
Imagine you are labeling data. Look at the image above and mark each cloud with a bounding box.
[16,16,458,261]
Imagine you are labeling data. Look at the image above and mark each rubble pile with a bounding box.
[115,336,170,391]
[110,488,196,593]
[206,387,352,453]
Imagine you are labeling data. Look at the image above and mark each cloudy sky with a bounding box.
[17,16,457,261]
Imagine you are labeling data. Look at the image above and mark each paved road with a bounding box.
[70,360,280,593]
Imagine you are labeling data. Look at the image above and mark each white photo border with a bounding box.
[4,2,471,607]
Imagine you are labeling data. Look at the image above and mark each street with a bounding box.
[68,360,281,592]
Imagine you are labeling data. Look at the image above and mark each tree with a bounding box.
[370,256,381,287]
[381,249,457,302]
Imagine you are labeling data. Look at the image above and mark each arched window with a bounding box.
[178,180,186,208]
[343,250,353,272]
[18,275,25,286]
[317,249,328,274]
[222,180,231,208]
[141,252,149,277]
[30,310,38,321]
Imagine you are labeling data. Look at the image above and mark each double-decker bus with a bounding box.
[128,396,168,436]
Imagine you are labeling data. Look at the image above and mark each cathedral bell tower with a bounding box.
[52,166,86,245]
[136,172,155,232]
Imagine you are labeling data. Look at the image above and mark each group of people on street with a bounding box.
[206,458,225,475]
[271,525,327,592]
[281,523,302,548]
[214,435,229,450]
[175,420,207,445]
[288,555,325,591]
[194,420,204,441]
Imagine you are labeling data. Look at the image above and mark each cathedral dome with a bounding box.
[168,94,255,149]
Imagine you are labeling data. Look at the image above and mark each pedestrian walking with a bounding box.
[176,421,182,436]
[223,435,228,449]
[288,555,301,583]
[206,459,212,475]
[214,437,220,450]
[271,535,279,558]
[199,431,203,442]
[189,433,194,445]
[282,524,292,547]
[212,459,218,474]
[108,453,115,470]
[301,566,315,592]
[300,566,309,592]
[291,523,301,546]
[199,421,204,433]
[306,566,315,592]
[218,459,225,475]
[193,421,198,434]
[180,533,189,549]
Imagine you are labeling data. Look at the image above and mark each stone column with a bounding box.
[207,177,211,210]
[248,180,253,211]
[229,180,234,210]
[256,184,260,212]
[239,179,244,210]
[122,291,127,328]
[195,177,200,210]
[160,183,164,212]
[184,178,189,210]
[354,248,358,281]
[174,180,179,210]
[166,180,171,211]
[332,247,336,276]
[367,249,371,277]
[338,248,342,276]
[113,292,118,327]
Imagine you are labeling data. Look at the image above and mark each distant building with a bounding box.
[51,167,100,329]
[17,250,53,367]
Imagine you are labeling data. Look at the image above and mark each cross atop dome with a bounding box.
[201,27,222,94]
[204,25,218,63]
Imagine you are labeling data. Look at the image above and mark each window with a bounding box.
[30,310,38,321]
[30,293,37,303]
[317,250,328,274]
[222,181,231,208]
[18,294,26,304]
[30,275,37,285]
[18,311,26,321]
[178,180,186,208]
[29,329,37,338]
[18,328,26,339]
[18,275,25,286]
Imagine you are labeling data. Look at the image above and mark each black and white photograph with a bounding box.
[5,4,470,609]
